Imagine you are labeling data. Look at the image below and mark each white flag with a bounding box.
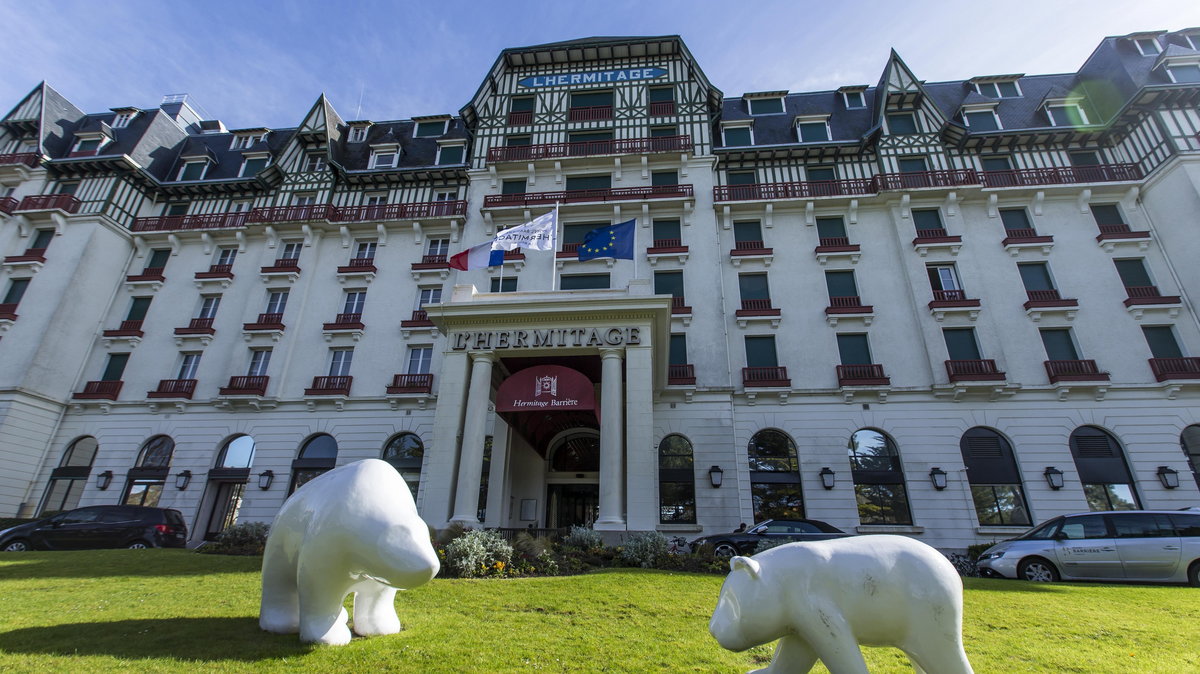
[491,208,557,251]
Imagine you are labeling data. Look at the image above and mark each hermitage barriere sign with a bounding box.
[451,327,642,351]
[517,67,668,88]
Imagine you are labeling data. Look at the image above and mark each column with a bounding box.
[450,352,495,525]
[622,344,656,531]
[423,350,471,526]
[595,348,625,528]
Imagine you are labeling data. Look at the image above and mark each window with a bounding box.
[1070,151,1101,167]
[1114,258,1154,289]
[290,434,338,493]
[328,348,353,377]
[943,328,982,361]
[836,333,873,366]
[963,109,1000,132]
[490,277,517,293]
[247,349,271,376]
[649,86,675,103]
[506,135,532,147]
[370,151,397,169]
[654,270,684,299]
[112,112,135,128]
[1166,64,1200,84]
[999,208,1032,232]
[418,287,442,307]
[1090,205,1126,231]
[426,238,449,257]
[747,429,803,522]
[1184,33,1200,51]
[1040,328,1080,361]
[652,218,681,246]
[206,434,255,538]
[650,125,677,138]
[796,119,830,142]
[1142,326,1184,359]
[897,156,928,174]
[265,290,288,314]
[215,247,237,267]
[651,170,678,186]
[825,270,859,302]
[886,112,918,135]
[437,144,465,165]
[303,154,327,172]
[348,126,368,143]
[102,353,130,381]
[727,170,757,185]
[960,428,1031,526]
[1134,37,1161,55]
[383,433,424,499]
[738,273,770,303]
[365,192,388,206]
[848,429,912,525]
[501,179,526,195]
[73,137,102,154]
[564,174,611,191]
[356,239,378,259]
[976,81,1021,98]
[748,97,784,115]
[927,264,962,293]
[843,90,866,108]
[561,222,597,248]
[570,91,613,109]
[568,130,613,143]
[807,166,836,182]
[744,335,779,370]
[240,156,268,176]
[138,436,175,469]
[197,295,221,319]
[722,126,752,146]
[56,181,79,195]
[733,220,763,247]
[342,290,366,315]
[815,216,847,242]
[147,249,170,270]
[163,203,189,217]
[38,436,99,515]
[3,278,30,305]
[1181,425,1200,489]
[560,274,609,290]
[981,156,1013,172]
[177,353,202,380]
[406,346,433,374]
[911,209,943,234]
[124,435,175,507]
[280,241,302,260]
[178,161,207,181]
[415,120,447,137]
[669,334,687,366]
[126,297,152,321]
[659,435,696,524]
[1069,426,1141,511]
[1017,262,1056,293]
[1046,104,1089,127]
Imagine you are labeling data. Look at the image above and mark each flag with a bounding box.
[492,208,557,251]
[448,241,504,271]
[577,219,636,261]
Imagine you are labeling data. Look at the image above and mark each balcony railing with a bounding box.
[931,289,969,302]
[714,178,876,202]
[411,254,448,269]
[0,303,17,320]
[946,359,1006,382]
[0,197,17,215]
[401,310,434,327]
[649,101,676,117]
[147,379,197,399]
[556,242,581,259]
[875,169,980,190]
[219,375,268,396]
[1149,357,1200,382]
[306,375,353,396]
[126,267,165,282]
[0,153,42,168]
[175,317,215,334]
[913,228,954,241]
[336,200,467,221]
[649,238,684,252]
[507,110,533,125]
[3,248,47,263]
[247,204,338,224]
[484,184,693,208]
[826,296,872,314]
[980,163,1141,188]
[743,366,790,387]
[132,212,248,232]
[324,313,364,330]
[837,364,890,386]
[16,194,80,214]
[244,313,285,330]
[1124,286,1181,306]
[568,105,613,121]
[338,257,378,273]
[261,258,300,273]
[487,135,691,162]
[1044,359,1109,383]
[1000,228,1045,242]
[102,319,145,337]
[387,373,434,394]
[195,264,234,279]
[737,298,779,316]
[671,296,691,314]
[731,240,772,256]
[1024,289,1078,309]
[667,364,695,385]
[73,380,123,400]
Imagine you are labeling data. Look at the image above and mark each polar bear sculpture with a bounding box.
[709,535,972,674]
[259,459,440,645]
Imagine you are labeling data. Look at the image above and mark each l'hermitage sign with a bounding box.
[450,327,642,351]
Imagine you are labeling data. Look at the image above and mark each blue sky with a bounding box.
[2,0,1197,130]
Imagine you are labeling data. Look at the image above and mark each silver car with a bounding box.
[976,510,1200,585]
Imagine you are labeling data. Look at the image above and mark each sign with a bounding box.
[451,327,641,351]
[517,67,668,88]
[496,365,595,412]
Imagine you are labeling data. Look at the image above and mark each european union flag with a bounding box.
[577,219,636,261]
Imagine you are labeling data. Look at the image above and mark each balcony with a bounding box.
[0,196,17,215]
[247,204,337,224]
[336,200,467,222]
[73,380,123,401]
[244,313,285,331]
[568,105,613,122]
[1095,224,1152,253]
[126,267,166,283]
[1000,228,1055,256]
[743,366,790,388]
[387,373,434,395]
[0,153,42,169]
[927,289,981,321]
[401,310,434,327]
[1149,357,1200,382]
[147,379,197,399]
[646,238,689,266]
[487,135,692,163]
[483,184,693,208]
[813,237,862,265]
[305,375,352,396]
[875,169,979,191]
[175,317,215,335]
[837,364,890,387]
[0,303,17,321]
[409,254,449,280]
[667,364,695,386]
[15,194,81,215]
[3,248,47,267]
[219,375,268,396]
[508,110,533,126]
[337,257,378,275]
[735,298,780,328]
[729,240,774,267]
[1023,289,1077,310]
[1124,286,1182,319]
[825,296,874,326]
[946,359,1006,382]
[714,178,876,202]
[103,320,145,338]
[649,101,676,117]
[1045,359,1109,384]
[323,313,364,330]
[194,264,234,288]
[131,212,248,232]
[980,163,1141,188]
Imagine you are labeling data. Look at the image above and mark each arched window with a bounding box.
[1069,426,1140,511]
[290,434,338,493]
[549,434,600,472]
[39,436,98,515]
[125,435,175,507]
[382,432,424,499]
[204,435,256,541]
[848,429,912,525]
[748,429,803,522]
[1181,425,1200,490]
[960,427,1031,526]
[215,435,256,469]
[659,434,696,524]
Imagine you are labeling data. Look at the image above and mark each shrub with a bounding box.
[436,522,471,547]
[512,531,553,559]
[443,529,513,578]
[562,525,603,551]
[198,521,270,556]
[966,541,998,561]
[619,531,668,568]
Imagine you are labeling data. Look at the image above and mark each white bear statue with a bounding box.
[259,458,440,645]
[709,535,973,674]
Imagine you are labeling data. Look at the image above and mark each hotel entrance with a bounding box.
[545,430,600,528]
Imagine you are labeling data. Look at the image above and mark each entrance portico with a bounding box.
[424,281,671,532]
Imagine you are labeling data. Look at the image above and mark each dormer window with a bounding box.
[721,122,753,147]
[962,106,1001,132]
[747,96,785,115]
[303,153,327,172]
[74,138,102,154]
[1134,37,1161,56]
[975,80,1022,98]
[1045,102,1089,127]
[178,160,208,181]
[232,133,265,150]
[349,126,368,143]
[240,154,269,177]
[436,141,466,166]
[414,119,448,137]
[1167,63,1200,84]
[370,145,398,169]
[842,91,866,109]
[112,111,137,128]
[886,112,918,135]
[1183,33,1200,51]
[794,115,831,143]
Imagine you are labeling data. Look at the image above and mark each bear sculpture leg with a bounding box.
[296,562,356,645]
[259,552,300,635]
[349,578,402,637]
[752,635,818,674]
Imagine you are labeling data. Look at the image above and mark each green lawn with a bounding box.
[0,551,1196,673]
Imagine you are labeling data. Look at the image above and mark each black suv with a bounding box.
[0,505,187,551]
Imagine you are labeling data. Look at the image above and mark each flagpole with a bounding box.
[550,203,560,291]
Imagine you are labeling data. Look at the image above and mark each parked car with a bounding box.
[976,509,1200,586]
[0,505,187,551]
[690,519,852,557]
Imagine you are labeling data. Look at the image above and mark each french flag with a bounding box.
[448,241,504,271]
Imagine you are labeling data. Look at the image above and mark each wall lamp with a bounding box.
[819,467,836,490]
[1044,466,1065,490]
[174,470,193,490]
[1157,466,1180,489]
[929,467,948,491]
[708,465,724,488]
[258,470,275,490]
[95,470,113,491]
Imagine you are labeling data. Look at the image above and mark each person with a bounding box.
[734,523,747,533]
